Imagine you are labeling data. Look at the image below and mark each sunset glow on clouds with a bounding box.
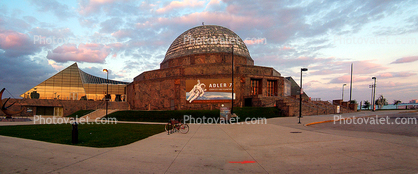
[0,0,417,104]
[47,43,111,63]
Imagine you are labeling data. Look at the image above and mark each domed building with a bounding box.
[127,25,290,110]
[3,25,355,117]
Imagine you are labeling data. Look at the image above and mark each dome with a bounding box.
[162,25,252,64]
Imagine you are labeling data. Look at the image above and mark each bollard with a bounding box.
[72,122,78,144]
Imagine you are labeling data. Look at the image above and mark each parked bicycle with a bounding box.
[165,118,189,134]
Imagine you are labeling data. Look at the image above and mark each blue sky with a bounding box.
[0,0,417,104]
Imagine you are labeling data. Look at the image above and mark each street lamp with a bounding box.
[368,84,373,110]
[231,44,234,116]
[342,84,347,101]
[298,68,308,124]
[103,69,109,118]
[372,77,376,112]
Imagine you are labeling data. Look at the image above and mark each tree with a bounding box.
[375,95,388,109]
[363,100,370,109]
[393,100,401,109]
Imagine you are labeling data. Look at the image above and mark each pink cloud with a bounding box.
[351,60,388,74]
[47,60,64,71]
[46,43,111,63]
[311,60,388,75]
[393,72,416,77]
[0,30,40,57]
[328,71,416,84]
[391,56,418,64]
[206,0,221,8]
[111,29,134,39]
[281,46,294,50]
[378,81,402,88]
[135,21,153,29]
[156,11,270,31]
[156,0,205,13]
[330,75,370,83]
[244,38,266,45]
[378,72,416,78]
[378,72,393,78]
[0,30,28,49]
[304,80,320,88]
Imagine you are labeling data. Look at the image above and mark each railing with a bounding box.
[311,98,321,101]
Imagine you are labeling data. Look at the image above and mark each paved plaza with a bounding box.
[0,110,417,173]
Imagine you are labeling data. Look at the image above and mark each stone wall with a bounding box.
[128,53,286,111]
[160,53,254,69]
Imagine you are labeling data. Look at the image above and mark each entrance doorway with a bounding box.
[245,98,252,107]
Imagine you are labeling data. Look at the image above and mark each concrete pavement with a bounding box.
[0,110,417,173]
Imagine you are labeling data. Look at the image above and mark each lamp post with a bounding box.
[298,68,308,124]
[231,44,234,116]
[342,84,347,101]
[372,77,376,111]
[369,84,373,110]
[103,69,109,118]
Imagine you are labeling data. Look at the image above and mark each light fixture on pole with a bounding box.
[349,63,353,102]
[369,84,373,110]
[103,69,109,118]
[342,84,346,101]
[231,44,234,117]
[298,68,308,124]
[372,77,376,112]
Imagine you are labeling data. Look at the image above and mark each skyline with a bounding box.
[0,0,417,104]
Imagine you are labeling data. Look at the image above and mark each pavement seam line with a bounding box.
[45,149,114,174]
[218,125,269,174]
[164,124,201,174]
[305,115,378,126]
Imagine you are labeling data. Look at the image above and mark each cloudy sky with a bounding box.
[0,0,417,104]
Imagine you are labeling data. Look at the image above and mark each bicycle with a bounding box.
[165,118,189,134]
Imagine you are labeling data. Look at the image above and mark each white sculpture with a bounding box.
[187,80,207,103]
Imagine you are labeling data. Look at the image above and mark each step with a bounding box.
[83,109,119,120]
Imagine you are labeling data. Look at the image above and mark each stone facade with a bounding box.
[128,53,285,110]
[128,25,287,111]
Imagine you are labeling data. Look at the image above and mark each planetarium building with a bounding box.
[3,25,355,117]
[127,25,290,110]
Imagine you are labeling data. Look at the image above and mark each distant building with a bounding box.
[6,63,130,116]
[410,99,418,104]
[20,63,129,101]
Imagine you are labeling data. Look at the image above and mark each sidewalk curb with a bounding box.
[305,115,377,126]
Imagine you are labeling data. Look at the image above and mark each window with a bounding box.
[267,80,277,96]
[251,79,262,95]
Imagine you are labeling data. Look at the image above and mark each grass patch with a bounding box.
[104,107,283,123]
[0,123,164,147]
[66,110,95,118]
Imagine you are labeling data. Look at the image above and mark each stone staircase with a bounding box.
[276,96,355,117]
[252,97,278,107]
[82,109,119,120]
